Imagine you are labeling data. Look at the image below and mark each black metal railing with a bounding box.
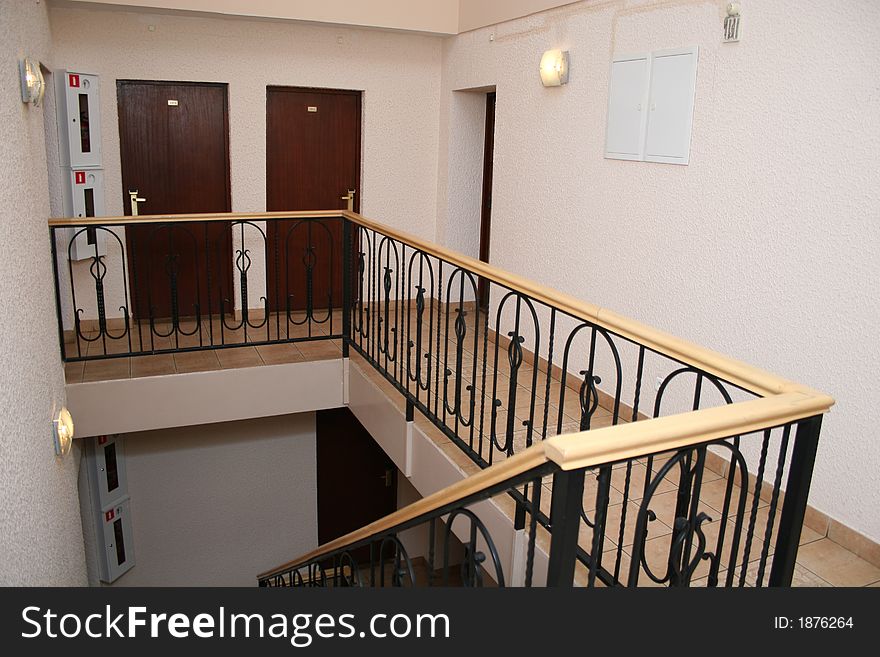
[344,219,828,586]
[257,413,825,588]
[48,211,832,587]
[259,452,555,588]
[50,213,344,361]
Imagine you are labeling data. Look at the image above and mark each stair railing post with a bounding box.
[768,414,823,586]
[546,467,585,587]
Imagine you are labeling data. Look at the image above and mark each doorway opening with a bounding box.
[316,408,397,564]
[477,91,496,312]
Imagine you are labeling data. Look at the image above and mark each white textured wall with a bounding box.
[102,413,317,586]
[459,0,580,33]
[0,0,87,585]
[49,5,441,234]
[438,0,880,542]
[67,0,461,34]
[48,4,442,322]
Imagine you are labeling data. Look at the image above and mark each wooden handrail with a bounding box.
[543,390,834,472]
[257,444,549,580]
[258,389,832,580]
[46,209,835,582]
[343,211,825,400]
[48,207,832,399]
[47,209,344,227]
[47,207,833,400]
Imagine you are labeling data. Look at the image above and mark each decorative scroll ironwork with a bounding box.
[49,214,823,589]
[53,215,345,362]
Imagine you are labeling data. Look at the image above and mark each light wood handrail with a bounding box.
[257,444,549,580]
[46,207,835,580]
[343,211,827,400]
[47,209,828,402]
[258,389,832,580]
[543,390,834,472]
[47,209,344,227]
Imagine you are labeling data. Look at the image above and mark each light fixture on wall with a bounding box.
[19,57,45,106]
[723,3,742,42]
[53,407,75,456]
[540,49,569,87]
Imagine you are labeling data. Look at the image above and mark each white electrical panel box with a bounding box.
[61,168,106,261]
[605,54,650,161]
[54,70,102,169]
[605,46,698,165]
[84,435,135,583]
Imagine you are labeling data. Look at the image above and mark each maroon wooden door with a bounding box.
[266,87,361,312]
[316,408,397,564]
[117,80,232,320]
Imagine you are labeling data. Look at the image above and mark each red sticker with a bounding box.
[75,171,86,185]
[98,435,107,444]
[105,509,115,522]
[68,74,80,88]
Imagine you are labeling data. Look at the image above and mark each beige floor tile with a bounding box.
[795,538,880,587]
[64,361,84,384]
[86,335,133,357]
[696,477,762,515]
[604,500,673,548]
[297,340,343,360]
[82,357,131,382]
[256,343,304,365]
[172,350,221,373]
[611,462,678,501]
[631,531,717,584]
[827,519,880,569]
[437,440,481,476]
[216,346,263,369]
[130,354,176,378]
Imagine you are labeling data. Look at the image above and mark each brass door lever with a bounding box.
[129,189,147,216]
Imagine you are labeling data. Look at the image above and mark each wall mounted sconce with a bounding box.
[19,57,45,106]
[724,3,742,42]
[53,407,75,456]
[540,49,569,87]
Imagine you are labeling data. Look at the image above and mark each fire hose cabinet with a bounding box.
[61,168,106,260]
[97,497,135,584]
[84,435,136,582]
[54,70,102,169]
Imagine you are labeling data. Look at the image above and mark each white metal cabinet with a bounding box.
[605,54,650,160]
[605,46,698,165]
[644,48,699,164]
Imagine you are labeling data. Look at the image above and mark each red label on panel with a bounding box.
[105,509,115,522]
[98,435,108,444]
[68,74,80,88]
[75,171,86,185]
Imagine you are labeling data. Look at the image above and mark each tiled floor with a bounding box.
[64,313,343,385]
[65,309,880,587]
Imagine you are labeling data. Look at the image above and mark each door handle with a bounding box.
[379,468,393,488]
[340,189,356,212]
[129,189,147,216]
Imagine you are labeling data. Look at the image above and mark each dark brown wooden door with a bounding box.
[478,92,496,311]
[117,80,232,320]
[266,87,361,312]
[317,408,396,563]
